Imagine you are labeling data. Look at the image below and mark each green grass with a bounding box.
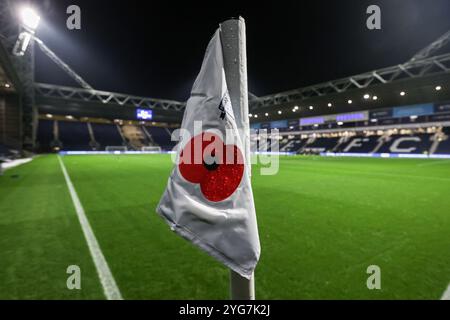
[1,154,450,299]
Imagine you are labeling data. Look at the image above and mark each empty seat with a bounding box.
[91,123,124,149]
[37,120,54,152]
[337,136,379,153]
[59,121,91,151]
[377,134,432,154]
[145,126,176,150]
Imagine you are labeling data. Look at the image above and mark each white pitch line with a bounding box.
[58,156,123,300]
[416,160,450,167]
[441,284,450,300]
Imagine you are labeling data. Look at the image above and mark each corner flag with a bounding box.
[156,20,260,279]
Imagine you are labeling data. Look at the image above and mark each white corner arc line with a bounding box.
[441,284,450,300]
[58,156,123,300]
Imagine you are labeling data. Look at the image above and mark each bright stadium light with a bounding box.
[337,121,343,125]
[309,106,313,110]
[265,113,269,117]
[254,114,258,118]
[249,113,253,118]
[327,103,332,107]
[45,114,52,118]
[278,110,282,114]
[4,83,10,88]
[372,95,378,100]
[363,94,370,99]
[13,7,41,56]
[400,91,406,96]
[347,99,352,104]
[20,7,41,31]
[435,85,442,91]
[292,108,296,112]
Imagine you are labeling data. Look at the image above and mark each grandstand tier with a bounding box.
[91,123,124,149]
[59,121,91,151]
[34,116,450,156]
[144,126,176,151]
[36,119,54,152]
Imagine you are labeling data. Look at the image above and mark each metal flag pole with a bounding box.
[220,17,255,300]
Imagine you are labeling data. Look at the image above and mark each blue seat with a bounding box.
[37,120,54,152]
[91,123,124,149]
[59,121,91,151]
[146,127,176,151]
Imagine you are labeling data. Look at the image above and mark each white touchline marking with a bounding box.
[417,160,450,167]
[441,283,450,300]
[58,156,123,300]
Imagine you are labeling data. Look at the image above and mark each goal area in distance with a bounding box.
[141,146,162,153]
[105,146,128,152]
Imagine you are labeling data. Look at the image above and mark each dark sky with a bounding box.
[29,0,450,101]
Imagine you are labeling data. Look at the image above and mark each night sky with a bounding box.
[30,0,450,101]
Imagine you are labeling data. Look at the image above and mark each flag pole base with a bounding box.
[230,270,255,300]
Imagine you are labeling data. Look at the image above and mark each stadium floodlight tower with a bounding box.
[4,5,42,149]
[13,6,40,56]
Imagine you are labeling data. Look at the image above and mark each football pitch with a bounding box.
[1,154,449,299]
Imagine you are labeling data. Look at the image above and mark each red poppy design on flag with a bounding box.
[179,132,244,202]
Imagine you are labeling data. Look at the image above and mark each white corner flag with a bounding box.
[156,20,260,280]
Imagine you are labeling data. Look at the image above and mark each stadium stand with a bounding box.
[145,126,176,151]
[302,137,339,153]
[36,119,54,152]
[376,134,433,154]
[434,127,450,154]
[59,121,92,151]
[141,125,159,147]
[32,114,450,156]
[121,125,148,150]
[337,136,381,153]
[32,99,450,156]
[270,128,450,155]
[91,123,125,150]
[0,144,13,157]
[279,136,306,153]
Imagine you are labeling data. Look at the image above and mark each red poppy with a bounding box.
[179,132,244,202]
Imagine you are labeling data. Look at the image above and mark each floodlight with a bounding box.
[435,85,442,91]
[20,7,40,31]
[309,106,313,110]
[347,100,352,104]
[327,103,332,107]
[363,94,370,99]
[372,96,378,100]
[400,91,406,96]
